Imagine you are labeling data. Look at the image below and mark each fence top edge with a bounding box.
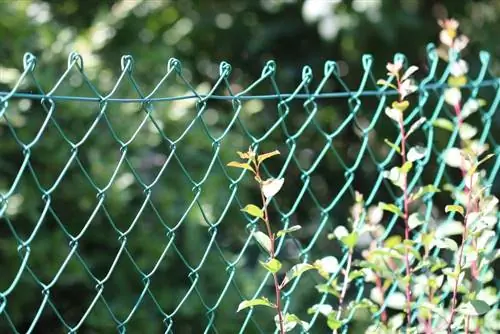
[0,79,498,104]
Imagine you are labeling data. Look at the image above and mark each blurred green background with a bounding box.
[0,0,499,333]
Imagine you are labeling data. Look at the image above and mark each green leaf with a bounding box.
[436,220,464,238]
[333,225,349,240]
[326,315,343,330]
[279,313,309,332]
[401,65,419,81]
[227,161,255,173]
[385,107,403,123]
[443,147,466,169]
[445,204,465,216]
[376,79,398,90]
[276,225,302,238]
[261,178,284,199]
[378,202,403,218]
[407,146,427,162]
[308,304,334,316]
[408,213,425,230]
[384,138,401,154]
[237,297,275,312]
[385,235,402,248]
[411,184,440,201]
[348,270,365,281]
[340,232,359,249]
[241,204,263,218]
[388,313,405,330]
[459,122,477,140]
[448,75,467,87]
[430,258,448,272]
[253,231,272,255]
[443,267,460,279]
[433,237,458,251]
[407,117,426,137]
[315,283,340,297]
[458,300,490,316]
[392,100,410,112]
[257,150,280,164]
[400,161,413,173]
[371,248,403,259]
[259,258,282,274]
[314,256,339,276]
[468,153,495,176]
[281,263,315,287]
[236,151,250,159]
[477,287,498,306]
[347,298,378,314]
[433,118,454,131]
[386,292,406,310]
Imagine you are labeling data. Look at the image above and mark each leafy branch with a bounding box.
[229,147,311,333]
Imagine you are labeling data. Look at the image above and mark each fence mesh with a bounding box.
[0,46,499,333]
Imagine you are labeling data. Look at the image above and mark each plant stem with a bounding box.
[333,248,353,334]
[423,287,435,334]
[374,273,388,324]
[447,102,476,331]
[397,96,412,328]
[257,169,284,334]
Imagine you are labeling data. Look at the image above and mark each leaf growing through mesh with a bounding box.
[408,213,425,230]
[384,138,401,154]
[392,100,410,112]
[445,204,464,216]
[281,263,315,288]
[259,258,282,274]
[376,79,398,90]
[276,225,302,238]
[411,184,440,201]
[257,150,280,164]
[458,300,490,316]
[237,297,275,312]
[407,117,426,137]
[277,313,309,332]
[227,161,255,173]
[407,146,427,162]
[385,107,403,123]
[433,237,459,251]
[314,256,339,277]
[253,231,272,255]
[261,178,284,199]
[458,122,478,140]
[378,202,404,218]
[241,204,263,219]
[401,65,419,82]
[433,118,454,131]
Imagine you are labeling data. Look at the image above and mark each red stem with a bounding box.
[447,102,480,330]
[375,275,388,324]
[423,287,435,334]
[333,249,353,334]
[397,80,412,328]
[257,168,284,334]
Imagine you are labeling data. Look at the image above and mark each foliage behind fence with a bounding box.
[0,46,499,333]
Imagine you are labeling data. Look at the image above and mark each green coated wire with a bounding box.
[0,49,499,334]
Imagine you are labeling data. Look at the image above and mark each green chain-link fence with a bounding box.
[1,47,499,333]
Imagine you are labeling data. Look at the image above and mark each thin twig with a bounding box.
[333,248,353,334]
[396,78,412,330]
[257,169,284,334]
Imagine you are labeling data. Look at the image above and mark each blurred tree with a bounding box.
[0,0,498,333]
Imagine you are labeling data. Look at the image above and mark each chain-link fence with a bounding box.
[1,48,499,333]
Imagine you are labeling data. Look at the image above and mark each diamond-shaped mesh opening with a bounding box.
[0,50,498,334]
